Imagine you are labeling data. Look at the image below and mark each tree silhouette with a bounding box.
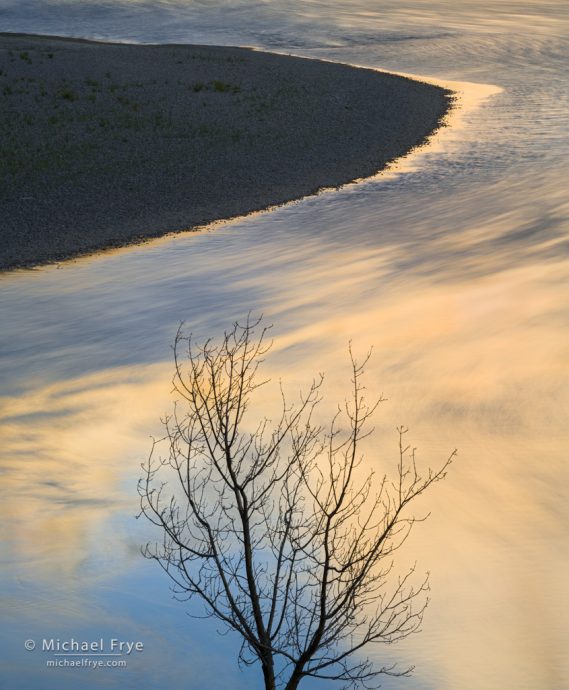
[138,317,455,690]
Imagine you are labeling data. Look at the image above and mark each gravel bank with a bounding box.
[0,33,452,270]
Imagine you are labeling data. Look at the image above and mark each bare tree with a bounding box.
[138,317,455,690]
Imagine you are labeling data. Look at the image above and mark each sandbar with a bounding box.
[0,33,452,270]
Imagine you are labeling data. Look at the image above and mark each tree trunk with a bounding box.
[283,670,302,690]
[262,662,277,690]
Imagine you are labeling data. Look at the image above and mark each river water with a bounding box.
[0,2,568,689]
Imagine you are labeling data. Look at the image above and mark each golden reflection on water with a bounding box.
[1,256,568,688]
[373,76,502,179]
[2,247,567,600]
[0,365,171,577]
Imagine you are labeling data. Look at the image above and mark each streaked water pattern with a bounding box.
[0,2,568,689]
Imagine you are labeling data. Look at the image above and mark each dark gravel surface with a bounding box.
[0,33,452,270]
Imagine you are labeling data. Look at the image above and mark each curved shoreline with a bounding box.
[0,33,453,271]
